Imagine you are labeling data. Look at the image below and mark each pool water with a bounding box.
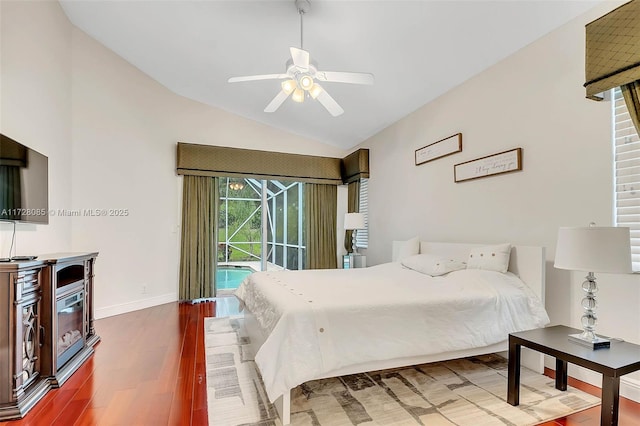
[216,267,253,290]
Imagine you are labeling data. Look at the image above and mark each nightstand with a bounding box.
[343,254,366,269]
[507,325,640,426]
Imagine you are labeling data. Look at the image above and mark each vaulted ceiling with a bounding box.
[60,0,602,149]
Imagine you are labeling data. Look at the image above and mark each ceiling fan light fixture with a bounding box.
[292,88,305,103]
[281,79,296,95]
[228,0,374,116]
[309,83,323,99]
[299,75,314,90]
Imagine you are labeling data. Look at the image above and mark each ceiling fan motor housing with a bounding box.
[295,0,311,14]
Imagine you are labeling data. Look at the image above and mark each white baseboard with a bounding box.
[95,292,177,319]
[545,356,640,403]
[623,377,640,403]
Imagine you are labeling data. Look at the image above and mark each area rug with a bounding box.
[204,317,600,426]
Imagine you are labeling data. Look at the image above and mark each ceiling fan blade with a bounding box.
[315,86,344,117]
[315,71,374,85]
[289,47,310,70]
[228,74,288,83]
[264,90,290,113]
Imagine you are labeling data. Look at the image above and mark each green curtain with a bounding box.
[179,176,219,300]
[622,81,640,135]
[344,180,360,253]
[304,183,337,269]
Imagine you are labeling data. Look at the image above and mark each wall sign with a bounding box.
[415,133,462,166]
[454,148,522,183]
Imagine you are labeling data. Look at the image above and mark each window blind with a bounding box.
[613,87,640,270]
[356,178,368,248]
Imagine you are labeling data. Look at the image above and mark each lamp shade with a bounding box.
[554,226,632,273]
[344,212,365,230]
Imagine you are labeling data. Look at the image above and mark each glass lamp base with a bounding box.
[568,333,611,350]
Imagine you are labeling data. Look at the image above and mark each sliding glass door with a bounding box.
[217,178,305,291]
[218,178,262,265]
[264,180,305,270]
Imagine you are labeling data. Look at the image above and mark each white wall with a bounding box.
[0,0,73,255]
[69,27,347,318]
[359,2,640,398]
[5,0,639,399]
[1,1,347,318]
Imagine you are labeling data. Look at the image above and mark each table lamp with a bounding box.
[344,213,365,254]
[554,224,632,349]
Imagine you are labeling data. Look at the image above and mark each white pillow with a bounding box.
[402,254,467,276]
[391,237,420,262]
[467,243,512,273]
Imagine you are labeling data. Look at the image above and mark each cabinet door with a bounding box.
[19,296,41,390]
[13,270,41,401]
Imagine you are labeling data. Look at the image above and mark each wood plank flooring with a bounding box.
[4,301,640,425]
[6,301,213,426]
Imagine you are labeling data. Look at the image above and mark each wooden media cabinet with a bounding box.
[0,252,99,420]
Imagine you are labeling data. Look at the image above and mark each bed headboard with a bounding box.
[419,242,546,303]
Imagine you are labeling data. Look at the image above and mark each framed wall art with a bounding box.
[454,148,522,183]
[415,133,462,166]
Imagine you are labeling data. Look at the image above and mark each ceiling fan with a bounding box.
[227,0,374,117]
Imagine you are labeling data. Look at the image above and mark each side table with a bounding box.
[508,325,640,425]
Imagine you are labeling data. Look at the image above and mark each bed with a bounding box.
[235,241,550,425]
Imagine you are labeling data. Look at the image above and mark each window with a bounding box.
[612,88,640,270]
[356,178,369,248]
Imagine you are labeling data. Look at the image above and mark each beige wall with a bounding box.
[0,0,73,254]
[0,1,346,318]
[3,0,639,400]
[70,28,346,317]
[359,2,640,398]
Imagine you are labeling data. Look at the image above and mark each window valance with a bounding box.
[341,149,370,184]
[585,0,640,100]
[176,142,369,185]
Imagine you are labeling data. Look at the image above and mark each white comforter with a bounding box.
[235,262,549,402]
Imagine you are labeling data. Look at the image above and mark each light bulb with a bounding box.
[292,88,305,103]
[309,84,323,99]
[299,75,314,90]
[229,181,244,191]
[281,79,296,95]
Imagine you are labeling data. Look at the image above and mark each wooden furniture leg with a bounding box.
[507,337,521,405]
[555,358,568,391]
[601,375,620,426]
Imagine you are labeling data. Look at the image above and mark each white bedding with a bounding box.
[235,262,550,402]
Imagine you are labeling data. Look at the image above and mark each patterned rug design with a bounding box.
[204,317,600,426]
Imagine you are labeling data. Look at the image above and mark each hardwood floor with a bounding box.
[4,301,640,425]
[6,301,214,426]
[537,371,640,426]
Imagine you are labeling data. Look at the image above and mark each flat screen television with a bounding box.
[0,133,49,224]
